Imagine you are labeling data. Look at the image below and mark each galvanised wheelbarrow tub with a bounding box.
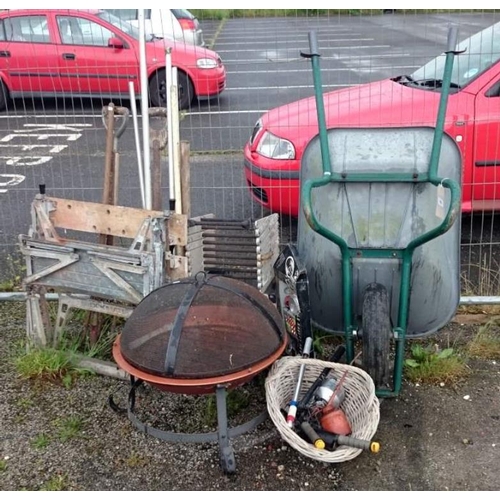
[298,127,462,339]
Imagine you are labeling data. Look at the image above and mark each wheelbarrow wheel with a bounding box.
[361,283,392,388]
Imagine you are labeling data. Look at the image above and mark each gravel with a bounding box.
[1,302,499,491]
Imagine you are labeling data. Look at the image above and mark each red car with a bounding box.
[0,9,226,110]
[245,21,500,217]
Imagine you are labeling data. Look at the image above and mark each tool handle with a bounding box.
[336,435,381,453]
[286,337,313,427]
[298,345,346,408]
[300,421,325,449]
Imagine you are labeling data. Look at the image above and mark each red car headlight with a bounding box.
[196,58,218,69]
[256,131,295,160]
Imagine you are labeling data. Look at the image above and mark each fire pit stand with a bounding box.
[110,273,287,473]
[110,376,268,473]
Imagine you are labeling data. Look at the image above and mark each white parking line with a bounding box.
[216,44,392,53]
[214,38,374,46]
[225,84,350,90]
[222,53,413,64]
[228,65,418,74]
[215,26,357,32]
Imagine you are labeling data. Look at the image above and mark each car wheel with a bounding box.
[177,70,194,110]
[0,80,8,111]
[149,69,194,110]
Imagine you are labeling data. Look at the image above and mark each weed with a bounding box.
[57,314,121,362]
[40,474,69,491]
[32,433,51,449]
[16,397,34,410]
[126,452,147,467]
[55,416,84,442]
[15,347,74,380]
[14,414,26,424]
[404,344,469,385]
[468,320,500,360]
[0,460,6,472]
[62,373,73,389]
[15,345,93,385]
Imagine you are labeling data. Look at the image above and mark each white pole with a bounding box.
[165,48,175,211]
[171,67,182,215]
[138,9,152,210]
[128,81,146,209]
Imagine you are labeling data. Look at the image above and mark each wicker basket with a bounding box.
[265,356,380,463]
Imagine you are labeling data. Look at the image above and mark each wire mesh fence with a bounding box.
[1,9,500,299]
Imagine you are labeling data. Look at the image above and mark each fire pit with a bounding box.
[111,272,287,472]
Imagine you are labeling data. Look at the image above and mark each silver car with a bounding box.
[106,9,205,46]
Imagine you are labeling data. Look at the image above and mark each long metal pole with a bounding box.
[171,67,182,215]
[128,81,146,209]
[165,48,175,211]
[0,292,498,304]
[138,9,151,209]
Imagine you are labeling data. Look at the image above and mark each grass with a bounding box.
[16,347,78,381]
[0,460,6,472]
[16,397,34,410]
[404,344,469,385]
[468,319,500,360]
[31,433,51,450]
[15,346,92,386]
[191,9,485,21]
[126,452,147,468]
[55,416,84,442]
[13,309,122,386]
[40,474,69,491]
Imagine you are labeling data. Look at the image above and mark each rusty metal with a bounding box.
[113,338,286,394]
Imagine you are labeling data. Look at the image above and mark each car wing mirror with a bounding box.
[108,37,124,49]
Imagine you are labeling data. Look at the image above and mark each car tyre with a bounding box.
[149,69,194,110]
[0,79,8,111]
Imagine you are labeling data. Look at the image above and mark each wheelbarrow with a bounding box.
[289,28,463,397]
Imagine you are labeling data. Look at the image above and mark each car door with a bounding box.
[472,76,500,209]
[0,13,61,95]
[54,13,139,96]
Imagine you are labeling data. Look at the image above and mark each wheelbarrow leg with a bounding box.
[216,385,236,474]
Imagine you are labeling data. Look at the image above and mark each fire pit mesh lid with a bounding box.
[120,274,285,379]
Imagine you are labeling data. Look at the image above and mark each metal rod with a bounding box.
[0,293,90,302]
[138,9,151,209]
[128,81,146,209]
[166,48,175,209]
[2,293,498,305]
[171,67,182,215]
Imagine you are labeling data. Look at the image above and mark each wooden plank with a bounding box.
[40,197,187,245]
[46,198,164,238]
